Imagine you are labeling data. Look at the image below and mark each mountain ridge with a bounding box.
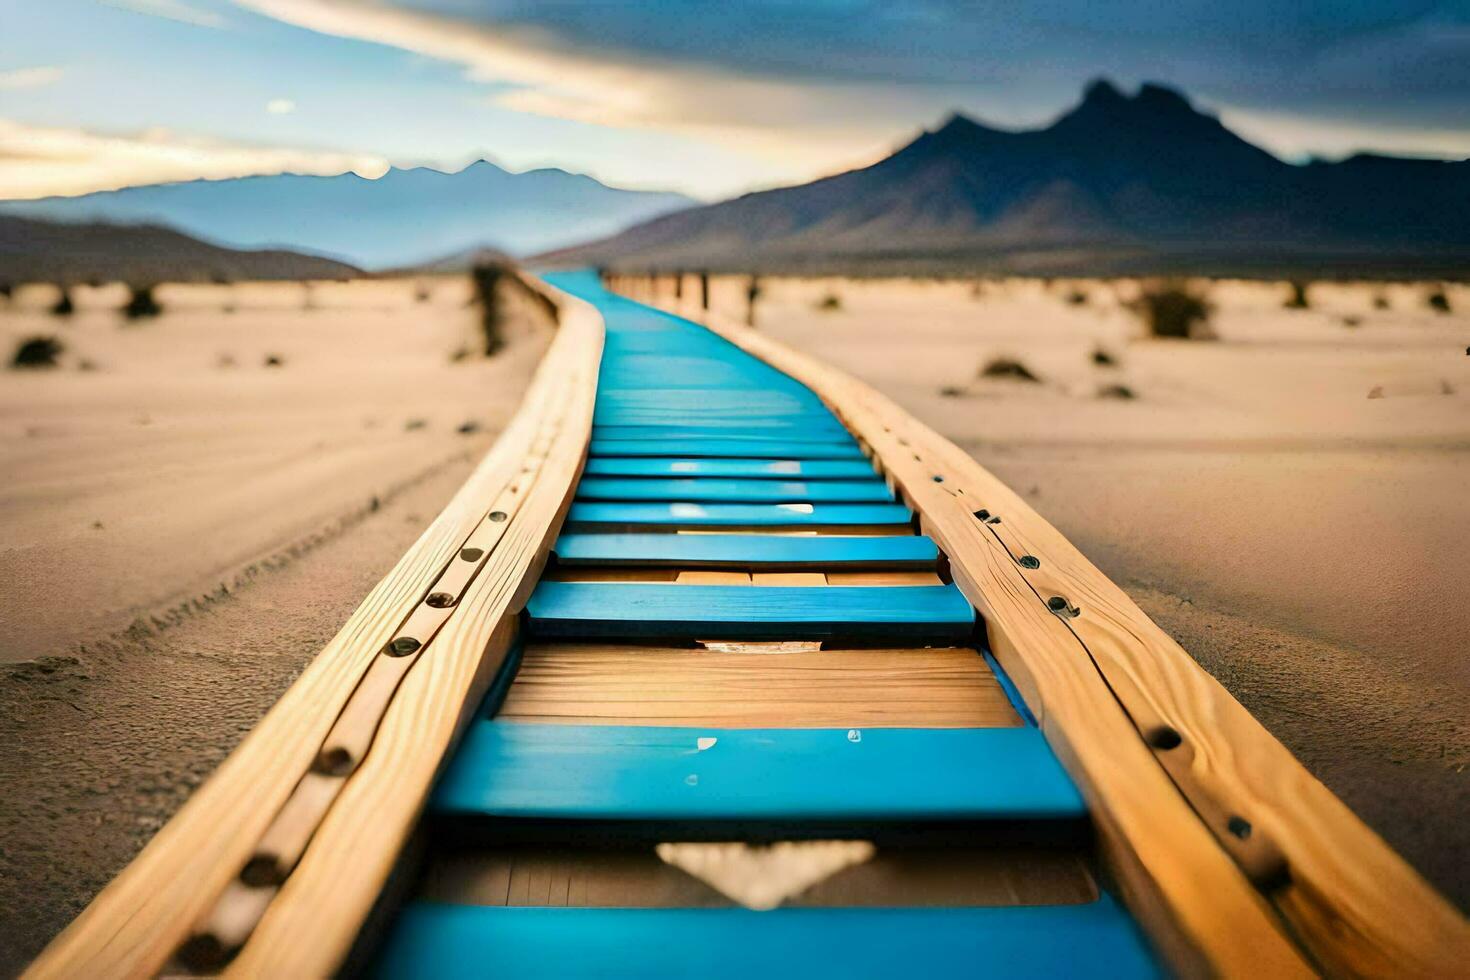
[1,160,695,271]
[0,214,360,283]
[539,79,1470,277]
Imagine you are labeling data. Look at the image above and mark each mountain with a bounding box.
[540,80,1470,277]
[0,215,359,284]
[0,162,695,271]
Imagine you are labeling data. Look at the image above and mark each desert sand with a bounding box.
[0,278,551,971]
[687,273,1470,909]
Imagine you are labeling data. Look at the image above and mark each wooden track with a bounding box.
[635,278,1470,977]
[26,270,1468,978]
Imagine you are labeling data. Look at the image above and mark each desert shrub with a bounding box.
[1284,280,1311,309]
[815,293,842,311]
[1098,383,1136,399]
[12,335,64,368]
[1092,347,1118,367]
[471,261,511,355]
[938,385,965,398]
[1340,315,1362,328]
[52,288,74,317]
[1129,280,1213,339]
[1065,289,1088,305]
[978,356,1040,382]
[1427,289,1451,314]
[123,283,162,319]
[1373,293,1390,310]
[263,353,285,367]
[415,282,432,304]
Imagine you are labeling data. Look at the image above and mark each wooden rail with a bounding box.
[624,276,1470,978]
[25,276,603,979]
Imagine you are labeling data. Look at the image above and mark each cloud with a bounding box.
[228,0,948,177]
[0,118,388,199]
[101,0,229,29]
[266,98,296,115]
[0,66,66,91]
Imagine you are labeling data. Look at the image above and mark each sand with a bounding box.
[697,273,1470,909]
[0,278,551,972]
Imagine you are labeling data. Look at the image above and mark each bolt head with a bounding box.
[387,636,421,657]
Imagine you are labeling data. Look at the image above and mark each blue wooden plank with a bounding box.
[525,582,972,642]
[554,533,939,569]
[377,903,1159,980]
[566,501,911,529]
[590,439,867,459]
[584,457,879,479]
[575,478,893,504]
[433,724,1082,825]
[591,426,855,443]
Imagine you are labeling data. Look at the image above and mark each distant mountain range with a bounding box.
[1,162,694,271]
[0,215,359,284]
[542,80,1470,277]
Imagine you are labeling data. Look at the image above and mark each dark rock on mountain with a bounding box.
[541,79,1470,277]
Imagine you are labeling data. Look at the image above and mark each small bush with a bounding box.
[52,288,74,317]
[1065,289,1088,306]
[938,385,966,398]
[1098,383,1136,400]
[1373,293,1390,310]
[1129,281,1213,339]
[978,357,1040,382]
[1092,347,1118,367]
[415,282,431,304]
[1340,315,1362,328]
[123,283,162,320]
[263,353,285,368]
[1427,289,1451,314]
[815,293,842,311]
[12,336,64,368]
[471,262,511,355]
[1284,281,1311,309]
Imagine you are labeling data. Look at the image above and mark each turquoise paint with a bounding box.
[526,581,973,642]
[553,532,938,568]
[566,500,912,527]
[376,902,1160,979]
[575,477,894,503]
[433,723,1084,823]
[583,457,879,479]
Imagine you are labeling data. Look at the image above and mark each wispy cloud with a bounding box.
[228,0,944,178]
[0,66,66,91]
[265,98,296,115]
[0,118,387,199]
[102,0,229,30]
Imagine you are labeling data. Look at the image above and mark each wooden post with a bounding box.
[747,274,761,327]
[673,271,683,302]
[700,270,710,312]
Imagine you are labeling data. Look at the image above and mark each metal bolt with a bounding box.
[1227,816,1253,840]
[425,592,456,608]
[460,547,483,562]
[973,509,990,521]
[386,636,421,657]
[489,511,508,523]
[1146,725,1182,750]
[1019,555,1040,569]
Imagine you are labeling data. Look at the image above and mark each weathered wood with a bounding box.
[496,644,1021,728]
[417,843,1094,908]
[26,276,603,980]
[667,303,1470,975]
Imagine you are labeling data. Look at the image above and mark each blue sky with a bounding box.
[2,0,1468,200]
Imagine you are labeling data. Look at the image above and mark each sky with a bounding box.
[2,0,1468,201]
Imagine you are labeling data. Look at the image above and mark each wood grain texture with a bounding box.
[418,844,1093,908]
[25,276,603,980]
[664,299,1470,976]
[496,644,1021,728]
